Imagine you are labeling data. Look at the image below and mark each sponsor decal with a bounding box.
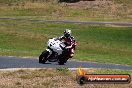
[76,67,131,85]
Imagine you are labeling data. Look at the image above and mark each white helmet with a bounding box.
[64,29,71,38]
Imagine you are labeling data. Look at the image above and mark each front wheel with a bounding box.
[39,51,49,63]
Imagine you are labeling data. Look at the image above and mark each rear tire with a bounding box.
[58,58,67,65]
[64,58,69,63]
[58,60,65,65]
[39,51,49,63]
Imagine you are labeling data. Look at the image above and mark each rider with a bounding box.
[58,29,77,58]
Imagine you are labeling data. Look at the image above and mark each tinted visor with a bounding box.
[64,33,70,37]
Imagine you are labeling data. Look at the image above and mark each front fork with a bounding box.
[46,48,52,59]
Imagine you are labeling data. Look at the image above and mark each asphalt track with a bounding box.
[0,17,132,27]
[0,56,132,70]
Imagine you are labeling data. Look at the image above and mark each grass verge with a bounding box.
[0,68,131,88]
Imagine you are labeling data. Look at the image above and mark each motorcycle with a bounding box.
[39,38,75,65]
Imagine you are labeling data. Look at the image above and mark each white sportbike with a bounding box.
[39,38,73,65]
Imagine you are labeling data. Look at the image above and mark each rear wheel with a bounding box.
[58,57,68,65]
[39,51,49,63]
[58,60,65,65]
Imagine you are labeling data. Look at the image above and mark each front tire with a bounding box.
[39,51,49,63]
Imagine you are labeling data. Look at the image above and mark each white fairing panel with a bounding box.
[47,38,65,55]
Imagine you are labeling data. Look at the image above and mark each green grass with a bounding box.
[0,19,132,65]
